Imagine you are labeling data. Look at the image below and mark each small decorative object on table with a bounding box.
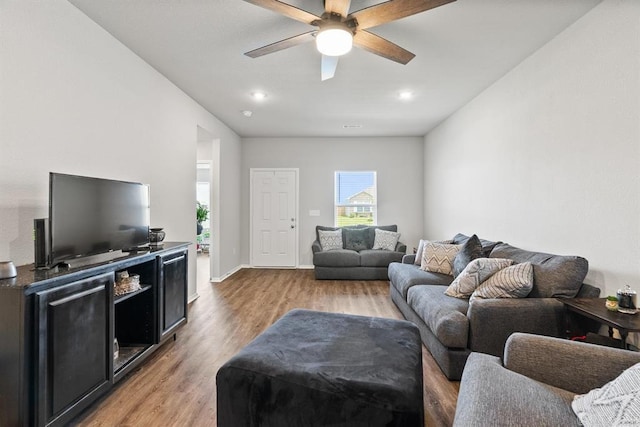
[605,296,619,312]
[114,270,141,296]
[149,228,166,246]
[0,261,17,279]
[617,285,637,314]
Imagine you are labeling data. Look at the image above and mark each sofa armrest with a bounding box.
[467,298,565,357]
[504,332,640,394]
[395,241,407,253]
[312,240,322,254]
[402,254,416,264]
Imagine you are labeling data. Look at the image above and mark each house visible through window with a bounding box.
[335,171,377,227]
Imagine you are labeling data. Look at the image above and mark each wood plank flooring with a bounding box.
[73,256,459,426]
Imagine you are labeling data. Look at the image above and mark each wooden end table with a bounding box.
[558,297,640,350]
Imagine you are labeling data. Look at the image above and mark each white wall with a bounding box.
[0,1,242,298]
[423,0,640,299]
[241,137,425,266]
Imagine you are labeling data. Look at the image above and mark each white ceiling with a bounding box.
[67,0,601,138]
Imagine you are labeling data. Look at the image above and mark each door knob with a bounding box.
[291,225,295,229]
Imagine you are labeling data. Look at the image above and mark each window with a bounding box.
[334,171,377,227]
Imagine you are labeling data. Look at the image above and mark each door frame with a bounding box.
[249,168,299,268]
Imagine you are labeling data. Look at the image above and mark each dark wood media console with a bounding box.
[0,242,189,427]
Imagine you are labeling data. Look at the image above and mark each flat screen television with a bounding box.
[49,172,150,267]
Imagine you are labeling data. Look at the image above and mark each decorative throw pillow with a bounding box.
[318,229,343,251]
[445,258,514,298]
[452,234,484,277]
[344,228,368,251]
[372,228,400,251]
[420,242,461,276]
[414,239,454,265]
[572,362,640,426]
[470,262,534,302]
[414,239,427,265]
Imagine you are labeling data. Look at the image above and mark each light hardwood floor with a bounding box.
[74,255,459,426]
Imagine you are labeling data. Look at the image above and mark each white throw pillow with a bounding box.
[445,258,514,298]
[572,362,640,426]
[372,228,400,251]
[318,229,343,251]
[420,241,461,276]
[469,262,534,302]
[414,239,427,265]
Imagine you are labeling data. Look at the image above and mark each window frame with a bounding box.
[334,171,377,227]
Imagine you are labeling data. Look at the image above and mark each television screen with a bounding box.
[49,173,150,266]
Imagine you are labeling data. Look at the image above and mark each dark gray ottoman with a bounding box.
[216,309,424,426]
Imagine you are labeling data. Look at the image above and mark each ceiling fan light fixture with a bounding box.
[316,27,353,57]
[251,91,267,101]
[399,91,413,100]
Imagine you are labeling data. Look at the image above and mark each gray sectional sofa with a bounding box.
[454,333,640,426]
[312,225,406,280]
[389,233,600,380]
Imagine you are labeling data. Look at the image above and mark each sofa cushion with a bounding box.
[388,263,453,299]
[445,258,514,298]
[452,234,484,277]
[489,243,589,298]
[344,227,369,251]
[407,285,469,348]
[469,262,534,302]
[452,233,501,257]
[453,352,577,427]
[360,249,404,267]
[372,229,401,251]
[313,249,360,267]
[420,241,461,276]
[318,229,343,251]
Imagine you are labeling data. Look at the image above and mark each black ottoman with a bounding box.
[216,309,424,426]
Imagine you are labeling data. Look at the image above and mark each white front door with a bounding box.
[250,169,298,267]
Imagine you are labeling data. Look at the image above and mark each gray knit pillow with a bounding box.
[452,234,484,277]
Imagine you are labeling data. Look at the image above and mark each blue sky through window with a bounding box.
[335,171,376,204]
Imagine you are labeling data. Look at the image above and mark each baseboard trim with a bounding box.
[210,264,315,282]
[211,265,243,283]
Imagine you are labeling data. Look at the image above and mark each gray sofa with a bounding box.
[312,225,406,280]
[389,233,600,380]
[454,333,640,426]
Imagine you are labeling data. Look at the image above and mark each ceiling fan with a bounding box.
[243,0,456,80]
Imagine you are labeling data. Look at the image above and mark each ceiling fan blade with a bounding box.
[324,0,351,18]
[243,0,320,24]
[353,30,415,64]
[245,31,316,58]
[350,0,456,30]
[321,55,339,81]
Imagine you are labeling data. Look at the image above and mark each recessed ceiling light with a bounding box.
[343,124,362,129]
[251,91,267,101]
[399,91,413,100]
[242,110,253,117]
